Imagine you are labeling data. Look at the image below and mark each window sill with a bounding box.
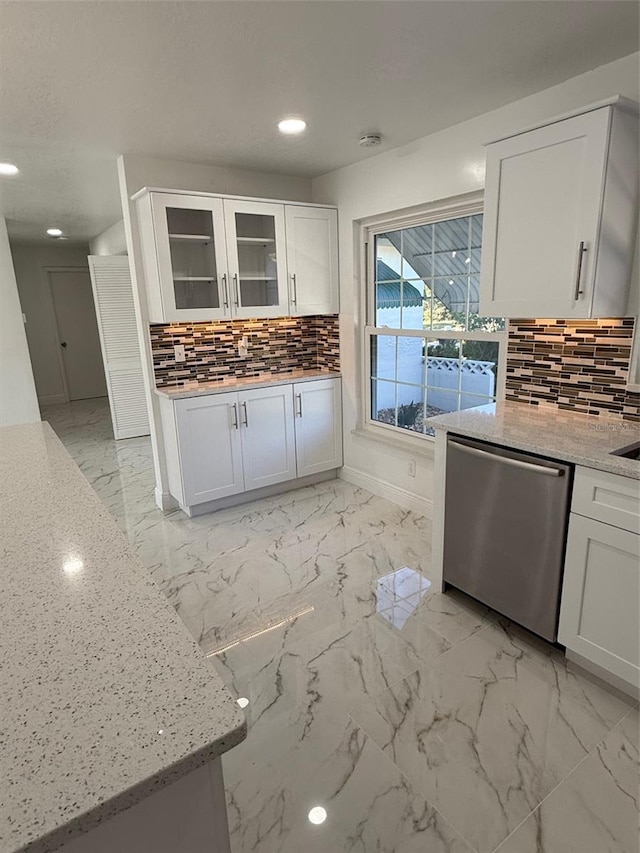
[351,425,435,457]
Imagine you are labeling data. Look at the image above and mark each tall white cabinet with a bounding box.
[135,189,339,323]
[480,97,639,319]
[159,376,342,514]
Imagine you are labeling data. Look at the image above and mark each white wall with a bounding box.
[10,242,92,405]
[118,154,313,509]
[0,218,40,426]
[312,52,640,515]
[90,220,127,256]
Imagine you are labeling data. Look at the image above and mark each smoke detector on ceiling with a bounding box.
[359,134,382,148]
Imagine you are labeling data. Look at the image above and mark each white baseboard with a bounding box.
[155,488,178,512]
[338,466,433,518]
[39,393,67,406]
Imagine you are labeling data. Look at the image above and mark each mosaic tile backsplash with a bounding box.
[150,315,340,387]
[506,318,639,421]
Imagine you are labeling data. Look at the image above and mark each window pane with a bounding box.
[400,224,432,280]
[370,335,396,380]
[396,385,426,434]
[375,234,402,279]
[376,279,428,329]
[427,279,467,330]
[459,394,494,410]
[426,387,459,415]
[396,337,425,385]
[426,337,460,364]
[371,379,397,426]
[461,339,499,401]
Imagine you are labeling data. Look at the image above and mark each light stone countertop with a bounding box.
[154,368,341,400]
[0,422,246,853]
[428,400,640,480]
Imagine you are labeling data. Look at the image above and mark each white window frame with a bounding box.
[359,191,507,446]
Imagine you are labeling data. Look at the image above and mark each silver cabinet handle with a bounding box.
[449,439,565,476]
[230,403,238,430]
[296,393,302,417]
[233,274,240,307]
[221,274,229,309]
[574,241,588,300]
[290,273,298,305]
[241,401,248,427]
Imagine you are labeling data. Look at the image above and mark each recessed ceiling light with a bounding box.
[62,557,84,575]
[47,228,63,237]
[0,162,19,176]
[278,118,307,135]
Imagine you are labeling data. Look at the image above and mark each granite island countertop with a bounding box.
[429,400,640,480]
[0,422,246,853]
[154,368,341,400]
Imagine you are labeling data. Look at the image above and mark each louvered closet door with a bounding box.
[88,256,150,440]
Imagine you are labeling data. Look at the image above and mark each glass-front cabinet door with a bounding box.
[151,193,230,321]
[223,200,288,318]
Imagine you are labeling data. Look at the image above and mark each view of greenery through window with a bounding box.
[368,211,506,436]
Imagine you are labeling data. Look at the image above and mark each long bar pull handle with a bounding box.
[574,241,588,300]
[290,273,298,305]
[233,273,240,307]
[230,403,239,430]
[221,274,229,309]
[449,439,565,476]
[296,393,303,417]
[241,401,248,427]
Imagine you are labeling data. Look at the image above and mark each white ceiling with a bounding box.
[0,0,638,242]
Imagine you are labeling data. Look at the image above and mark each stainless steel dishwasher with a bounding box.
[443,435,573,642]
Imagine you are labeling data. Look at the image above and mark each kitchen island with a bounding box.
[0,421,246,853]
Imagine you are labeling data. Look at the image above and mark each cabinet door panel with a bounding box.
[559,513,639,688]
[285,206,338,315]
[175,393,244,505]
[224,201,289,319]
[151,194,230,322]
[294,378,342,477]
[480,108,610,318]
[238,385,296,489]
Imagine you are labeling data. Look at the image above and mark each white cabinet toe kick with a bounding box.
[159,376,343,515]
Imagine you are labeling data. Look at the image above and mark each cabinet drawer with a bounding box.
[572,466,640,534]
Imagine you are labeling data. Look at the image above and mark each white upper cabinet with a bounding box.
[285,206,339,315]
[480,99,639,319]
[145,193,230,323]
[223,200,289,319]
[135,189,339,323]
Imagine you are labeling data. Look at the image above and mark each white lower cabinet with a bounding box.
[173,392,244,505]
[559,467,640,692]
[294,378,343,477]
[161,377,342,512]
[238,385,297,490]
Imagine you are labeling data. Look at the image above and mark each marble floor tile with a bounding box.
[495,707,639,853]
[350,620,635,853]
[224,709,473,853]
[44,399,636,853]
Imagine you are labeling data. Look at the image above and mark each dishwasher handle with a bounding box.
[448,438,565,477]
